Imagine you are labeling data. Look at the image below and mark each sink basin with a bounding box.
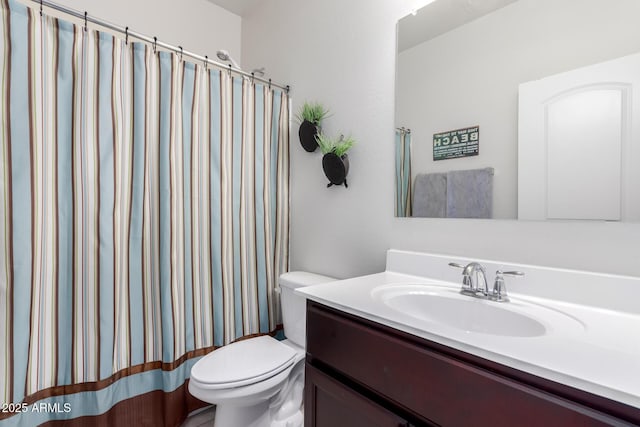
[371,284,584,337]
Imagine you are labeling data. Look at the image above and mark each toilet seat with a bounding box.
[191,336,297,389]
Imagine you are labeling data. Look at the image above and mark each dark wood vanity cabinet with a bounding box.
[304,301,640,427]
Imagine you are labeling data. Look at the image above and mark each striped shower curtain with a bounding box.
[395,130,412,217]
[0,1,289,425]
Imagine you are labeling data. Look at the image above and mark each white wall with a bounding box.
[242,1,408,279]
[241,0,640,279]
[397,0,640,220]
[20,0,242,67]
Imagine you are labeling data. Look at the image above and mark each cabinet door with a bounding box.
[305,363,411,427]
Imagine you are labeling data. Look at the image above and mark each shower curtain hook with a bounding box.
[286,85,290,94]
[153,37,157,54]
[251,72,255,84]
[125,27,129,45]
[268,78,272,89]
[83,11,87,31]
[39,0,43,17]
[178,46,183,62]
[228,64,232,76]
[204,55,208,70]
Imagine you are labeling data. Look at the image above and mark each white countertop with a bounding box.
[297,270,640,410]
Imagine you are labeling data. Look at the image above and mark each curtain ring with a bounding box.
[125,27,129,45]
[228,64,232,76]
[153,37,157,54]
[286,85,290,94]
[251,72,255,84]
[83,11,87,32]
[39,0,43,17]
[268,78,272,89]
[179,46,183,62]
[204,55,208,70]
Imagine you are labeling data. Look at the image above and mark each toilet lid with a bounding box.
[191,336,297,388]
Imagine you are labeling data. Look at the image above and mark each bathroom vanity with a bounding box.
[298,250,640,426]
[305,301,637,426]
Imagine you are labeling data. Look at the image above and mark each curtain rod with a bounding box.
[29,0,290,93]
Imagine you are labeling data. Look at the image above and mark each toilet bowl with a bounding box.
[188,272,334,427]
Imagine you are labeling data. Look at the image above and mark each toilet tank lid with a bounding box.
[279,271,335,289]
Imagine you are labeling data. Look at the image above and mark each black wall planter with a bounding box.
[298,120,319,152]
[322,153,349,188]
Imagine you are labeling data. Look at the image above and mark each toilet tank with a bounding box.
[279,272,334,347]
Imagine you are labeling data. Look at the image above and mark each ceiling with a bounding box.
[398,0,518,53]
[206,0,261,17]
[206,0,518,50]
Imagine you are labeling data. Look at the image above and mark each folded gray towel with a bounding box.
[446,168,494,218]
[412,173,447,218]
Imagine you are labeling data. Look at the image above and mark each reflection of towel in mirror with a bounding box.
[413,173,447,218]
[446,168,494,218]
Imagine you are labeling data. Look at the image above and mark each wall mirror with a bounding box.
[394,0,640,221]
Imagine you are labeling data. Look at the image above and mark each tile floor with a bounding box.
[181,406,216,427]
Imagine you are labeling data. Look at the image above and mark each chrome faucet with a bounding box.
[449,262,489,297]
[449,262,525,302]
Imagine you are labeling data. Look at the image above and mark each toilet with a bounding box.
[188,272,334,427]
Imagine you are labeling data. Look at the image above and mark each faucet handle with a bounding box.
[490,270,525,302]
[449,262,476,294]
[501,270,525,277]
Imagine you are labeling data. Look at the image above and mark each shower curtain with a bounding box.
[0,1,289,425]
[395,130,412,217]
